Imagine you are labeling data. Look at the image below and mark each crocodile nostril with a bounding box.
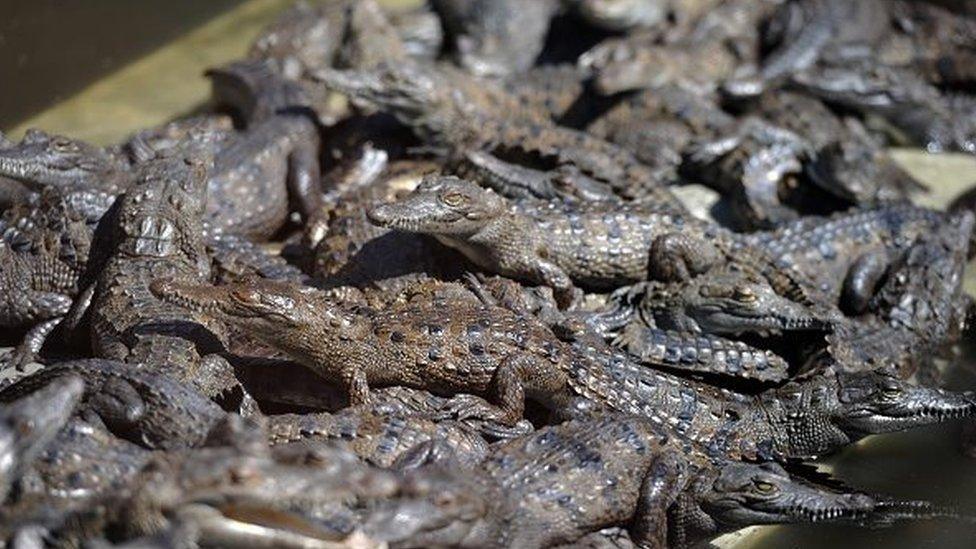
[367,204,394,226]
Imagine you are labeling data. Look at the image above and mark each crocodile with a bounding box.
[722,0,891,98]
[431,0,559,76]
[362,415,958,548]
[611,263,833,337]
[567,342,976,461]
[816,211,974,375]
[578,0,770,95]
[0,188,112,368]
[0,84,324,241]
[151,276,574,426]
[2,417,401,546]
[0,359,226,450]
[309,60,685,204]
[267,408,489,469]
[72,146,247,403]
[366,175,819,308]
[306,158,475,296]
[789,60,976,154]
[746,204,956,312]
[0,376,84,501]
[151,277,976,461]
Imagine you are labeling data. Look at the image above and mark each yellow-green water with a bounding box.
[5,2,976,547]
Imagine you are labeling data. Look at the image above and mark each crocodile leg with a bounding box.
[632,450,688,549]
[286,137,323,222]
[840,249,891,315]
[648,233,723,282]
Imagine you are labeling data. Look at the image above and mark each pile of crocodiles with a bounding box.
[3,0,976,547]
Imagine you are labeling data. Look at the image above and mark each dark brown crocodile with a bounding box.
[151,277,976,462]
[362,414,959,548]
[309,60,685,204]
[0,359,225,450]
[75,145,243,402]
[367,175,821,308]
[746,204,954,312]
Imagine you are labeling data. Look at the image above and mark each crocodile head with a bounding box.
[0,376,85,500]
[0,129,128,191]
[361,466,492,548]
[151,277,371,362]
[675,265,832,335]
[761,367,976,459]
[311,62,455,140]
[689,461,875,536]
[368,175,508,237]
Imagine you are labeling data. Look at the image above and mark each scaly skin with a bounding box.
[151,277,572,426]
[620,263,833,336]
[267,408,489,468]
[152,277,976,461]
[568,341,976,461]
[81,145,241,400]
[818,212,974,375]
[0,376,84,501]
[0,359,225,450]
[612,323,790,383]
[367,176,821,308]
[309,61,684,204]
[363,415,950,548]
[747,204,952,309]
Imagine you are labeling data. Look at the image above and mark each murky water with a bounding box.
[3,1,976,547]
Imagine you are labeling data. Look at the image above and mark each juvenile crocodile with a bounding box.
[0,359,225,450]
[152,276,573,426]
[0,96,323,241]
[310,61,684,204]
[818,212,974,375]
[615,263,833,336]
[789,60,976,154]
[75,146,244,402]
[746,204,955,312]
[363,414,957,548]
[568,342,976,461]
[267,408,489,469]
[151,277,976,461]
[367,175,819,308]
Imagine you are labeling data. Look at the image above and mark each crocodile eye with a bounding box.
[753,480,777,494]
[881,382,902,397]
[440,192,468,207]
[734,286,757,303]
[231,288,258,303]
[698,285,723,298]
[52,138,77,152]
